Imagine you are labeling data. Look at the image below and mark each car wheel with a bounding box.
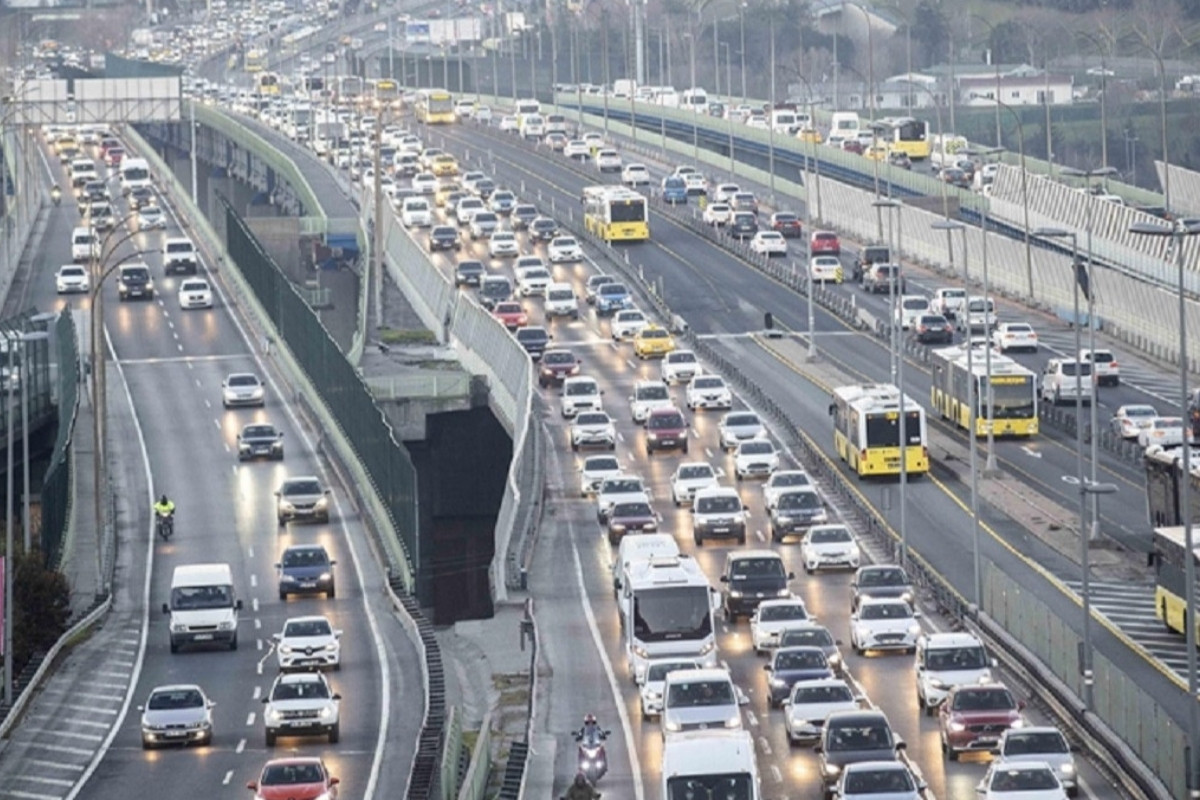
[735,471,742,482]
[945,741,958,762]
[327,585,336,599]
[693,530,703,546]
[169,639,179,654]
[265,730,277,747]
[229,635,238,651]
[329,723,340,744]
[571,441,578,452]
[279,590,287,601]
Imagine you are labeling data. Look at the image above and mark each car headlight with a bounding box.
[633,646,649,659]
[319,706,335,720]
[319,572,332,581]
[1009,719,1024,728]
[171,622,187,633]
[699,640,716,655]
[218,620,234,631]
[1060,764,1075,775]
[777,588,790,597]
[770,677,788,688]
[929,678,948,690]
[775,516,792,525]
[265,707,282,722]
[280,574,296,583]
[827,652,842,667]
[824,764,841,777]
[978,671,993,684]
[948,721,965,732]
[665,719,681,731]
[279,644,294,654]
[611,524,626,532]
[647,432,659,440]
[908,623,921,636]
[729,590,743,598]
[279,501,295,512]
[725,715,740,728]
[901,591,914,604]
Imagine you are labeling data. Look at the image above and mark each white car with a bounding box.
[400,198,432,228]
[547,235,583,262]
[595,148,622,173]
[611,309,649,341]
[639,659,701,718]
[1079,347,1119,386]
[849,598,921,655]
[488,231,520,257]
[579,454,622,496]
[262,672,340,746]
[783,678,860,743]
[561,376,603,418]
[719,411,765,450]
[702,202,732,226]
[411,172,439,194]
[915,632,994,714]
[273,615,342,671]
[516,267,552,297]
[995,727,1079,798]
[178,278,214,309]
[800,525,861,573]
[498,115,520,132]
[809,255,843,283]
[1139,416,1185,449]
[762,470,813,510]
[621,163,651,186]
[992,322,1039,353]
[661,350,702,384]
[221,373,265,408]
[713,183,740,203]
[896,295,931,330]
[570,411,617,451]
[685,375,733,410]
[1110,404,1158,439]
[749,230,788,256]
[976,762,1068,800]
[55,264,90,294]
[750,598,813,653]
[137,205,167,230]
[596,475,650,521]
[564,140,591,159]
[456,197,486,224]
[670,462,720,507]
[734,439,779,480]
[461,171,487,192]
[629,380,674,423]
[475,106,493,123]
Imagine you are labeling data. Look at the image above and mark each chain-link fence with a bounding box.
[42,310,79,566]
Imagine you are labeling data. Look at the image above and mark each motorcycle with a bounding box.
[155,510,174,541]
[573,728,611,785]
[51,185,61,206]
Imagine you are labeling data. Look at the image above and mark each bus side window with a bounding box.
[828,403,836,417]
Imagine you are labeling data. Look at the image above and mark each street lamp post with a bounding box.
[1130,218,1200,793]
[966,145,1004,473]
[983,94,1035,298]
[1075,30,1111,172]
[738,2,747,104]
[934,220,982,608]
[877,199,908,566]
[686,29,698,163]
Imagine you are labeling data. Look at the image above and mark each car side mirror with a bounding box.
[329,778,340,787]
[161,603,170,614]
[330,560,337,566]
[272,633,282,641]
[333,693,342,700]
[261,697,269,704]
[247,783,258,791]
[1018,700,1026,710]
[274,491,281,498]
[850,581,857,589]
[813,742,823,753]
[990,658,998,668]
[787,572,795,580]
[208,700,216,708]
[762,664,771,672]
[720,575,729,583]
[274,562,282,569]
[912,610,922,618]
[894,738,906,750]
[137,704,145,711]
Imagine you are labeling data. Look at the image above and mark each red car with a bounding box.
[810,230,841,256]
[104,146,125,167]
[493,301,528,330]
[938,683,1025,761]
[770,211,803,238]
[538,348,581,387]
[247,757,339,800]
[645,406,690,455]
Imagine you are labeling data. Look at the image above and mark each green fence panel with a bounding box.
[42,309,79,565]
[221,197,419,580]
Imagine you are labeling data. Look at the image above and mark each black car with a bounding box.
[707,102,726,118]
[429,225,462,252]
[529,216,559,241]
[720,551,793,621]
[511,204,538,229]
[478,275,513,309]
[851,565,914,611]
[538,349,581,387]
[237,423,284,461]
[729,211,758,239]
[816,711,905,795]
[276,543,337,599]
[888,151,912,170]
[764,646,834,707]
[83,180,109,204]
[454,259,486,287]
[514,326,550,360]
[117,264,153,301]
[128,185,154,209]
[852,244,890,283]
[473,178,496,199]
[912,314,953,344]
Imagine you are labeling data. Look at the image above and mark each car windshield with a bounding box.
[585,456,620,472]
[760,604,807,622]
[778,492,819,510]
[697,495,740,513]
[726,414,759,427]
[844,768,915,794]
[809,527,851,544]
[828,722,893,752]
[243,426,276,438]
[859,568,907,587]
[642,330,669,340]
[781,627,833,648]
[638,385,670,400]
[566,382,597,396]
[613,501,652,517]
[991,769,1059,792]
[919,315,947,326]
[284,618,333,637]
[953,688,1016,711]
[599,284,628,296]
[775,649,825,670]
[647,662,698,681]
[648,413,684,430]
[771,473,810,489]
[739,441,774,455]
[861,603,911,620]
[666,775,753,800]
[679,465,714,480]
[543,352,575,366]
[170,584,233,610]
[282,548,329,568]
[517,329,548,342]
[283,480,322,496]
[603,479,642,494]
[148,689,204,710]
[694,377,724,389]
[927,646,988,671]
[902,298,927,310]
[1059,362,1092,377]
[229,375,259,387]
[775,214,797,223]
[271,679,330,701]
[1089,351,1115,364]
[669,352,697,364]
[619,313,646,323]
[576,413,608,425]
[731,558,784,580]
[1124,406,1156,418]
[667,679,735,707]
[1005,731,1068,754]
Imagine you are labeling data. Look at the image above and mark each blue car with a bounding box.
[277,544,337,600]
[764,646,834,707]
[661,176,688,205]
[594,282,633,316]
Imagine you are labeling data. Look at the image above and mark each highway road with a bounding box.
[376,137,1129,800]
[0,125,423,799]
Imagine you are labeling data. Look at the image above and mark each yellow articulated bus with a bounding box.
[1152,526,1200,639]
[582,186,649,242]
[830,383,929,478]
[415,89,455,124]
[929,346,1039,437]
[373,79,400,109]
[881,116,931,160]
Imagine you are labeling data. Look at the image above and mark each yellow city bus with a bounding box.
[245,49,267,73]
[415,89,455,124]
[929,346,1039,437]
[582,186,650,242]
[1152,526,1200,639]
[830,384,928,478]
[883,117,931,160]
[256,71,281,96]
[373,79,400,109]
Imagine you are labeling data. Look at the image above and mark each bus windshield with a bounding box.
[610,200,645,223]
[632,586,712,642]
[984,379,1035,418]
[865,410,922,447]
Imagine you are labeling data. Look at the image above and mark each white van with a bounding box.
[161,563,243,652]
[1042,358,1094,406]
[662,730,760,800]
[544,113,569,135]
[514,98,540,117]
[681,88,708,113]
[519,114,546,139]
[827,111,862,145]
[163,236,198,275]
[71,226,96,262]
[544,282,579,319]
[960,295,996,333]
[612,532,680,594]
[661,668,743,736]
[120,157,152,195]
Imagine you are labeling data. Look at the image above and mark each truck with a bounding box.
[612,79,637,98]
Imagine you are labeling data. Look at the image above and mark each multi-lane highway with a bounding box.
[0,124,422,799]
[375,127,1129,799]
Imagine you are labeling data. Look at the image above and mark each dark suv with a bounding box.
[852,244,890,283]
[429,225,462,252]
[851,565,914,611]
[816,710,905,798]
[118,264,153,301]
[720,550,793,621]
[276,544,337,600]
[645,406,689,455]
[729,211,758,239]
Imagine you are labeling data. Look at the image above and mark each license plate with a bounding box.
[713,527,729,533]
[193,633,213,641]
[755,592,765,598]
[165,730,187,738]
[300,582,317,589]
[289,721,314,728]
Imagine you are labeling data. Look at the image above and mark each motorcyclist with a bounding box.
[576,714,603,746]
[153,494,175,522]
[50,184,61,205]
[563,772,600,800]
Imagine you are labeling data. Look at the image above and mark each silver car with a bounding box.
[139,684,214,749]
[718,411,765,451]
[835,761,924,800]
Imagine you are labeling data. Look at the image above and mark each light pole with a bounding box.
[686,29,698,162]
[983,94,1035,299]
[3,344,14,706]
[1130,218,1200,794]
[877,198,907,566]
[1075,30,1112,172]
[738,2,747,104]
[933,220,982,609]
[971,14,1002,148]
[966,145,1004,473]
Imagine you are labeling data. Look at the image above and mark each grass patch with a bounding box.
[377,327,437,345]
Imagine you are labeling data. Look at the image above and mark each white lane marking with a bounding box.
[222,771,233,786]
[252,598,260,613]
[769,765,783,784]
[236,738,246,754]
[758,736,773,755]
[246,712,256,726]
[252,686,261,700]
[745,710,759,727]
[28,743,93,756]
[755,529,765,541]
[705,448,714,458]
[254,618,262,630]
[19,777,76,788]
[24,760,85,772]
[204,398,211,408]
[1021,446,1042,459]
[248,545,255,558]
[250,574,258,587]
[38,689,122,702]
[54,704,119,716]
[8,788,66,799]
[53,731,103,743]
[213,418,220,429]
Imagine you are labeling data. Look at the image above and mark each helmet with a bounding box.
[159,493,168,504]
[574,773,588,787]
[583,713,596,725]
